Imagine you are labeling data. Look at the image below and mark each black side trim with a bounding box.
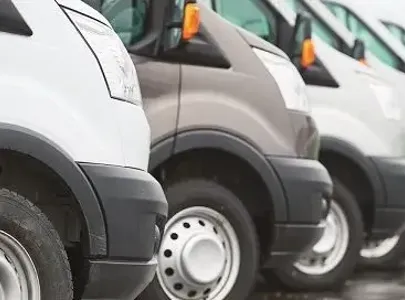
[149,136,175,172]
[0,0,33,36]
[0,124,106,256]
[173,129,288,222]
[320,136,384,206]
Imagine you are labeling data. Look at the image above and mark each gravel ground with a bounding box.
[251,270,405,300]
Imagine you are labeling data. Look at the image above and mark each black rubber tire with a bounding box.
[0,188,73,300]
[270,178,364,291]
[138,179,259,300]
[358,232,405,270]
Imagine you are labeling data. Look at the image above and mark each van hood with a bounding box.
[234,26,289,59]
[55,0,111,27]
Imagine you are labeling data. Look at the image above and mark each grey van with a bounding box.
[83,0,332,299]
[207,0,405,291]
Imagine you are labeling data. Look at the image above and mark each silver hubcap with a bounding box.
[157,207,240,300]
[0,230,40,300]
[361,235,400,259]
[294,200,349,275]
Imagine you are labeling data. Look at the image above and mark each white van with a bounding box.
[0,1,167,299]
[205,0,405,291]
[284,0,405,269]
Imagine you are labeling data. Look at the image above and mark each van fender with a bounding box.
[150,129,288,222]
[321,136,384,206]
[0,124,107,256]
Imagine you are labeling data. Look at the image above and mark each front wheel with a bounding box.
[0,188,73,300]
[359,233,405,270]
[272,179,363,291]
[138,179,259,300]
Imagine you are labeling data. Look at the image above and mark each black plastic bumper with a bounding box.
[264,157,333,267]
[263,223,325,268]
[81,259,157,300]
[79,163,168,299]
[369,157,405,240]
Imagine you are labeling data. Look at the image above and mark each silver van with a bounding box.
[284,0,405,270]
[207,0,405,291]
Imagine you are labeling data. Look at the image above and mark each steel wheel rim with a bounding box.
[294,200,350,275]
[361,235,400,259]
[157,206,241,300]
[0,230,40,300]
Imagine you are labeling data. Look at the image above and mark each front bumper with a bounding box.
[264,157,333,268]
[79,163,168,300]
[369,157,405,240]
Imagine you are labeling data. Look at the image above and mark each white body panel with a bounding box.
[1,0,150,170]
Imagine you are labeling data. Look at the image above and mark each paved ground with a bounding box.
[251,270,405,300]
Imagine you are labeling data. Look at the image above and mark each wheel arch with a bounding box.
[150,129,290,260]
[150,129,287,221]
[320,136,384,232]
[0,123,107,256]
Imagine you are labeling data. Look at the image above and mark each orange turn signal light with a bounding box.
[359,58,368,66]
[182,3,200,40]
[301,38,316,68]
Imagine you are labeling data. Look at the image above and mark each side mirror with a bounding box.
[289,13,315,69]
[352,38,367,65]
[163,0,201,51]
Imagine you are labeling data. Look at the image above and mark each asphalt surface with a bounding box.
[251,269,405,300]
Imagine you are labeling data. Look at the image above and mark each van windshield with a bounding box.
[382,21,405,46]
[324,2,402,70]
[213,0,277,44]
[100,0,150,47]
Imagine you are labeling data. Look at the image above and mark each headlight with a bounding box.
[358,72,401,121]
[253,48,310,113]
[64,9,142,105]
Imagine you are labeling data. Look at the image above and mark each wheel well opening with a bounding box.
[320,150,374,233]
[0,150,87,297]
[151,148,274,260]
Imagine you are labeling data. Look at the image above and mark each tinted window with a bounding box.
[325,3,401,69]
[286,0,342,50]
[98,0,150,47]
[214,0,277,44]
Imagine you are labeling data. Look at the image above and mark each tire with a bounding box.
[0,188,73,300]
[359,232,405,270]
[138,179,259,300]
[271,178,363,291]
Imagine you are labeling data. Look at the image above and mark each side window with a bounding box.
[345,10,401,69]
[285,0,342,50]
[100,0,149,47]
[214,0,277,44]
